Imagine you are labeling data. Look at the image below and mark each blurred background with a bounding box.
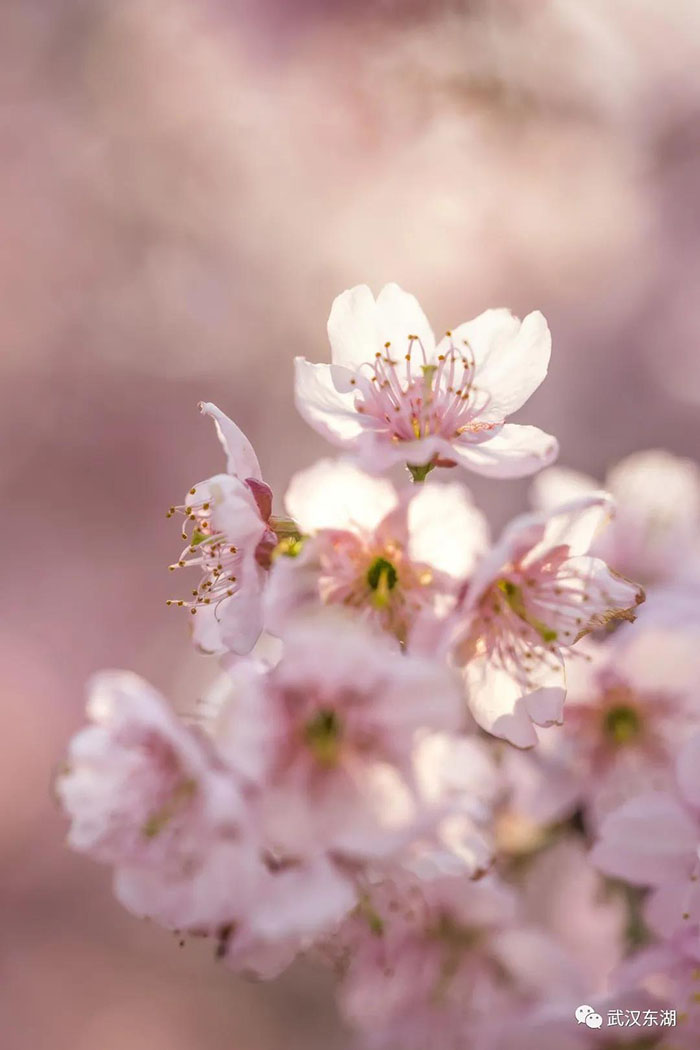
[3,1,700,1046]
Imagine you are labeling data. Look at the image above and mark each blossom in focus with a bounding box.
[166,402,276,655]
[266,458,489,644]
[531,450,700,586]
[553,623,700,826]
[295,283,558,478]
[215,611,464,862]
[448,495,645,747]
[591,730,700,943]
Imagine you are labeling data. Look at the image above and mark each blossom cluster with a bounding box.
[57,285,700,1048]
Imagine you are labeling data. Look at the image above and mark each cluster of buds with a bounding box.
[57,285,700,1048]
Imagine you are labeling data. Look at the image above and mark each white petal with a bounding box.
[219,558,266,656]
[537,494,614,557]
[375,283,435,357]
[523,663,566,729]
[199,402,262,481]
[327,285,381,368]
[450,424,558,479]
[294,358,365,446]
[440,309,551,421]
[407,481,490,579]
[530,465,598,512]
[464,657,539,748]
[285,458,398,533]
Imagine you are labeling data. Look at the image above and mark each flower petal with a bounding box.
[294,358,365,446]
[327,284,382,368]
[199,402,262,481]
[450,424,558,479]
[285,459,398,533]
[375,283,435,357]
[464,657,539,747]
[439,309,551,422]
[530,466,598,512]
[590,792,698,885]
[407,481,490,579]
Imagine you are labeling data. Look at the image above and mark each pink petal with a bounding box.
[590,792,698,885]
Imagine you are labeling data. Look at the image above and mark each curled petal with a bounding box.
[199,402,262,481]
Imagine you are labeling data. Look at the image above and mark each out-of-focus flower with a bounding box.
[337,873,582,1050]
[56,670,242,867]
[295,283,558,478]
[448,495,645,747]
[266,458,489,643]
[56,670,245,929]
[614,931,700,1049]
[216,611,463,862]
[591,730,700,942]
[531,450,700,586]
[166,402,276,655]
[554,624,700,826]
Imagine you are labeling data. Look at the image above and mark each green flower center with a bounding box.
[304,708,342,766]
[367,556,398,591]
[603,704,642,745]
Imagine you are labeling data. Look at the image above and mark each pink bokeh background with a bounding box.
[3,1,700,1046]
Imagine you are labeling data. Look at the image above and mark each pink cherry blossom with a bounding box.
[336,873,582,1050]
[295,283,559,478]
[56,671,248,932]
[266,458,489,644]
[166,402,276,655]
[532,449,700,586]
[554,623,700,826]
[56,670,242,868]
[591,730,700,943]
[448,495,645,747]
[215,611,463,862]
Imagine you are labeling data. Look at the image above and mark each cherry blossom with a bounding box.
[215,611,463,862]
[553,623,700,826]
[56,671,248,931]
[266,458,489,644]
[448,495,645,747]
[166,402,276,655]
[295,283,558,478]
[336,873,582,1050]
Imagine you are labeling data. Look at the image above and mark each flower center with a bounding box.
[353,339,496,450]
[602,703,642,745]
[304,708,342,766]
[496,578,558,643]
[366,555,399,609]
